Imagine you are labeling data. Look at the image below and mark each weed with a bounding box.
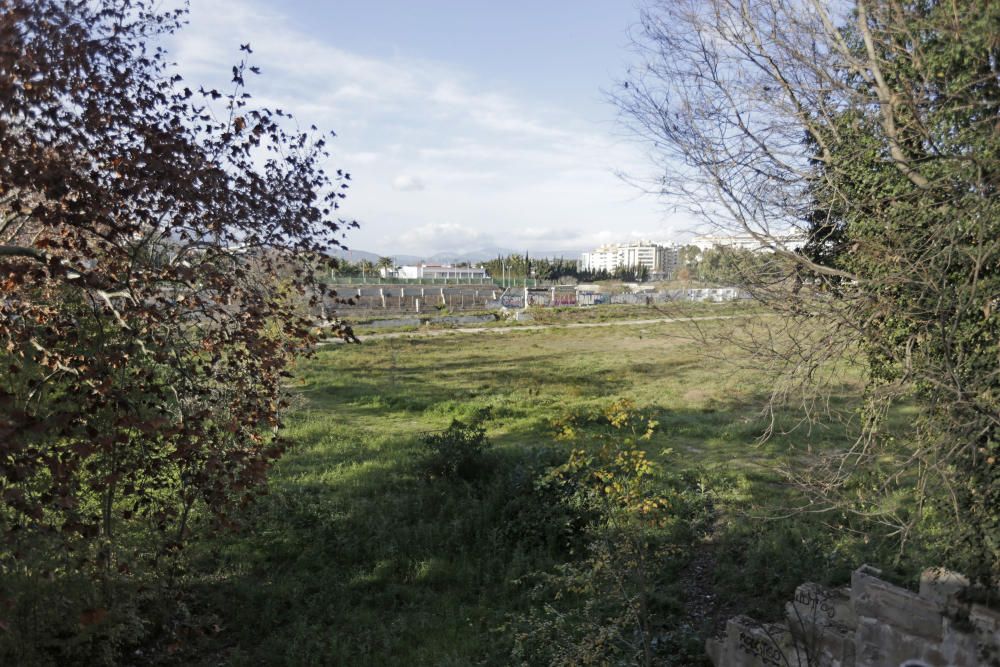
[122,317,938,665]
[421,408,494,480]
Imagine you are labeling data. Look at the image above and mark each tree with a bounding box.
[675,245,701,281]
[376,256,394,276]
[332,257,362,277]
[617,0,999,583]
[0,0,355,600]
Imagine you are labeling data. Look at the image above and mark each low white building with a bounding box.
[387,263,489,280]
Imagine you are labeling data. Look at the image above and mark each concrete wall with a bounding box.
[707,566,1000,666]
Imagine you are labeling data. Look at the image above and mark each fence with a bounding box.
[325,276,540,287]
[324,285,501,316]
[319,285,750,318]
[499,287,749,309]
[606,288,749,305]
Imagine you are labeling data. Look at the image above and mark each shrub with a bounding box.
[509,400,691,666]
[0,0,354,661]
[420,409,493,481]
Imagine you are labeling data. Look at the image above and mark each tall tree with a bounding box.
[0,0,355,586]
[617,0,1000,582]
[358,258,375,280]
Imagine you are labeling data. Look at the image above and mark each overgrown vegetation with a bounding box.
[1,1,353,662]
[618,0,1000,585]
[508,400,690,666]
[0,304,952,664]
[3,0,996,663]
[420,409,493,480]
[137,322,927,665]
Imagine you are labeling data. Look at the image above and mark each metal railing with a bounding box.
[324,275,540,287]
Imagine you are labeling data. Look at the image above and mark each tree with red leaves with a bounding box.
[0,0,354,580]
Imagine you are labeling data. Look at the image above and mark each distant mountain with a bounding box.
[328,246,587,265]
[527,249,589,261]
[422,247,588,264]
[425,248,518,263]
[327,247,382,263]
[389,254,425,265]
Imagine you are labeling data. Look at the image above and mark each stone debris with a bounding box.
[707,565,1000,666]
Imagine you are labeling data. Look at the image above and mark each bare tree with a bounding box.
[616,0,999,582]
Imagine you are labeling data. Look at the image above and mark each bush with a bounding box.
[0,1,354,660]
[420,409,493,480]
[508,400,693,666]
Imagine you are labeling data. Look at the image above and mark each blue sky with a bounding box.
[172,1,696,257]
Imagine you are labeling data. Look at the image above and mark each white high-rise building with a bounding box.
[691,233,806,252]
[579,241,679,276]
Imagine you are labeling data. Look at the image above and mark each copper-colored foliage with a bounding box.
[0,0,356,553]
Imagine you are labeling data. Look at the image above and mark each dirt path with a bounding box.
[318,314,745,344]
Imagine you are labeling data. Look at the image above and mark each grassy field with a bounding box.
[180,307,925,665]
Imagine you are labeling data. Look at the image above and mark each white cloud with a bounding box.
[344,151,380,165]
[516,227,569,241]
[397,223,493,254]
[391,174,426,191]
[168,0,684,256]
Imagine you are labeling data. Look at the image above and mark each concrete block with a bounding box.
[706,636,724,666]
[789,583,856,629]
[920,567,969,607]
[711,566,997,667]
[782,584,857,666]
[853,569,943,641]
[719,616,806,667]
[855,616,949,666]
[785,615,855,666]
[968,604,1000,665]
[937,616,980,667]
[969,602,1000,634]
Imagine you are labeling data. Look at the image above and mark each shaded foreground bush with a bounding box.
[420,408,494,480]
[102,392,934,665]
[1,1,354,662]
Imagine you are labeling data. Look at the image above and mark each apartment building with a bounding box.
[579,241,679,276]
[691,233,806,252]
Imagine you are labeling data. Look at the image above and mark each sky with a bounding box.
[170,1,698,258]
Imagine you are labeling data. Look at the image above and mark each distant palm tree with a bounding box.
[376,256,393,277]
[359,259,375,281]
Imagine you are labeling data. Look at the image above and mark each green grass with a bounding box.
[175,313,919,665]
